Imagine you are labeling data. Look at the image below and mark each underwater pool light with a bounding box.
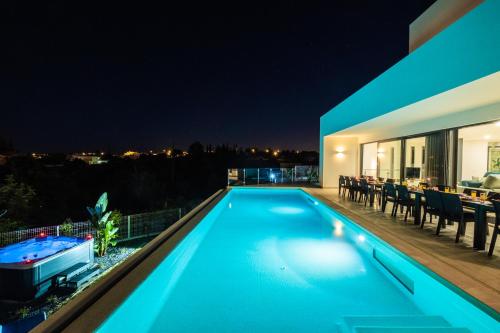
[358,235,366,242]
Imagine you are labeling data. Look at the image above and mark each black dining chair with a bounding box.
[342,176,352,198]
[358,178,372,206]
[386,178,395,184]
[377,177,385,183]
[439,192,476,243]
[382,183,397,216]
[350,177,361,201]
[339,175,345,196]
[395,185,414,222]
[436,184,447,191]
[488,200,500,256]
[422,189,443,229]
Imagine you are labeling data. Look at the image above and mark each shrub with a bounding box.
[87,193,120,256]
[59,218,73,236]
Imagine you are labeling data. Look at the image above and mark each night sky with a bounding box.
[1,1,435,153]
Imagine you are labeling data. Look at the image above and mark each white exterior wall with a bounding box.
[322,136,359,188]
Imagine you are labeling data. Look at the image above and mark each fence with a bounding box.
[227,165,319,186]
[0,208,183,247]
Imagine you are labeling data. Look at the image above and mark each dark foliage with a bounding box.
[0,145,318,227]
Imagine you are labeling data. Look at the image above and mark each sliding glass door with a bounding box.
[377,140,401,181]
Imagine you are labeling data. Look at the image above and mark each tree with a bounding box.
[0,174,36,225]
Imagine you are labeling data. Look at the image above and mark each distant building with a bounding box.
[70,153,108,165]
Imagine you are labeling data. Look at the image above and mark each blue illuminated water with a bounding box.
[98,189,498,332]
[0,236,84,264]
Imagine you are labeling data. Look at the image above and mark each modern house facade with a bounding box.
[320,0,500,190]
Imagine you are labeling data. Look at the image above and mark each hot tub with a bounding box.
[0,236,94,301]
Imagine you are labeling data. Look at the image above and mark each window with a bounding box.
[457,122,500,183]
[377,140,401,181]
[404,137,425,179]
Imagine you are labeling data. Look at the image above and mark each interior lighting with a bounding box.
[335,147,345,158]
[495,121,500,127]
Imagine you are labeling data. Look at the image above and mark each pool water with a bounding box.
[0,236,84,264]
[98,189,498,332]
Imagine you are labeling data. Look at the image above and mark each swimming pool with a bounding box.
[97,188,497,332]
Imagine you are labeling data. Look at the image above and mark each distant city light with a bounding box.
[123,151,139,158]
[273,151,279,156]
[251,148,255,153]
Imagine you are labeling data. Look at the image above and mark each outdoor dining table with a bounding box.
[461,199,495,250]
[408,188,494,250]
[408,188,424,226]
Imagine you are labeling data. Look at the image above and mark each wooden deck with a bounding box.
[305,188,500,313]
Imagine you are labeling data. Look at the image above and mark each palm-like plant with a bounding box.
[87,193,119,256]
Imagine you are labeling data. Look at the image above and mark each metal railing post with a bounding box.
[243,169,246,185]
[178,208,182,220]
[281,168,284,183]
[257,168,260,184]
[127,215,131,239]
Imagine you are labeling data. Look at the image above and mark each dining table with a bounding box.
[461,198,495,250]
[408,188,494,250]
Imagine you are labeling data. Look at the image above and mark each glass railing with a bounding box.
[227,166,319,186]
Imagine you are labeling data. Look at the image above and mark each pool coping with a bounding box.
[32,188,228,333]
